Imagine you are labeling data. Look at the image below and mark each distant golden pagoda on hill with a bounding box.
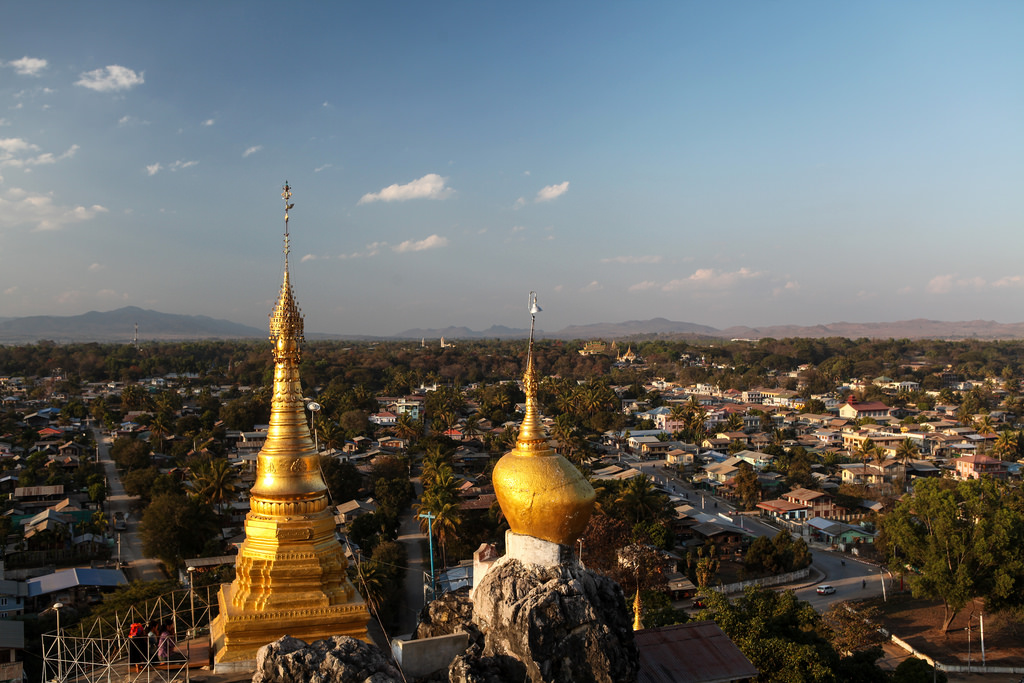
[211,183,369,668]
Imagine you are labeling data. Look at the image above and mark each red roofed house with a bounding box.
[838,398,891,421]
[954,454,1008,481]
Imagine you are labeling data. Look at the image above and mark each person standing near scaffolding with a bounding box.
[128,622,147,672]
[157,624,185,662]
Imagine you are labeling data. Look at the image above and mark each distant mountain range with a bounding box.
[3,308,1024,344]
[0,307,266,343]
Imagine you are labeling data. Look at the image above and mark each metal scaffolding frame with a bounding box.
[40,584,219,683]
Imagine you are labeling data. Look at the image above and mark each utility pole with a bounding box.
[419,512,436,600]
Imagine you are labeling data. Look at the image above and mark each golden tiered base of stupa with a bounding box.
[210,497,370,665]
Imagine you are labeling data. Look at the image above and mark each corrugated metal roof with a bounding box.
[636,621,759,683]
[26,568,127,597]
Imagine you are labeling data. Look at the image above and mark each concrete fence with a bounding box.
[712,567,811,595]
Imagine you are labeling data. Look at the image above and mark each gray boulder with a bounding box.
[252,635,402,683]
[460,558,638,683]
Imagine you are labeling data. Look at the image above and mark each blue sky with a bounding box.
[1,2,1022,336]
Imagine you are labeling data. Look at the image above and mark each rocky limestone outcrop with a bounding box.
[414,587,479,644]
[451,557,639,683]
[252,635,402,683]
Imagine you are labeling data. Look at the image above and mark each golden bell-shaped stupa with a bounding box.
[492,293,596,547]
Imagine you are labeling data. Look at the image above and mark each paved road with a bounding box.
[93,428,166,582]
[395,479,428,638]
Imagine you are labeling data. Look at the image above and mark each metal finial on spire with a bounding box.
[527,291,541,357]
[282,181,295,266]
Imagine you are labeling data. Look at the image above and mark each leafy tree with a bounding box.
[891,657,946,683]
[139,492,219,570]
[822,602,887,654]
[320,456,362,504]
[880,477,1024,632]
[697,586,886,683]
[110,436,152,472]
[733,462,761,510]
[88,481,107,508]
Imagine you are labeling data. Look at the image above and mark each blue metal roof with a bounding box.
[27,568,127,597]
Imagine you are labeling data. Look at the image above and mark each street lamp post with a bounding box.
[54,602,64,682]
[419,512,436,600]
[187,566,196,638]
[306,401,321,453]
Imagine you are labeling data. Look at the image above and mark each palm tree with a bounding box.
[354,559,388,613]
[189,459,239,514]
[973,414,995,435]
[432,410,458,436]
[992,429,1019,461]
[857,439,878,486]
[723,413,744,433]
[317,420,346,453]
[614,474,667,524]
[461,414,481,442]
[148,413,172,454]
[895,438,919,483]
[550,414,578,456]
[395,414,422,441]
[414,495,461,568]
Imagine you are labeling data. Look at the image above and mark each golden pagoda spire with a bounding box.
[211,183,368,667]
[515,292,547,451]
[632,589,644,631]
[492,292,596,548]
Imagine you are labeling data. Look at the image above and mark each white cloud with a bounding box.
[88,263,105,272]
[118,115,149,127]
[75,65,144,92]
[536,181,569,202]
[242,145,262,158]
[314,164,332,173]
[7,57,47,76]
[358,173,454,204]
[629,281,658,291]
[662,267,763,291]
[57,290,82,305]
[202,119,215,126]
[511,225,526,233]
[169,160,198,171]
[523,170,531,176]
[393,234,449,253]
[0,138,39,159]
[927,273,1016,294]
[513,197,526,209]
[4,286,17,296]
[601,255,663,264]
[300,254,318,263]
[0,187,108,232]
[581,281,603,293]
[927,275,953,294]
[146,163,162,176]
[992,276,1024,288]
[0,139,78,168]
[0,119,8,126]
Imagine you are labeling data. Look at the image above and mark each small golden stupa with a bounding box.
[492,293,596,547]
[211,183,369,667]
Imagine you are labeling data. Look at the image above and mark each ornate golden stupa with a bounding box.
[211,183,369,667]
[491,293,596,547]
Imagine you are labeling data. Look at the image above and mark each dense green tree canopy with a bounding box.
[880,477,1024,632]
